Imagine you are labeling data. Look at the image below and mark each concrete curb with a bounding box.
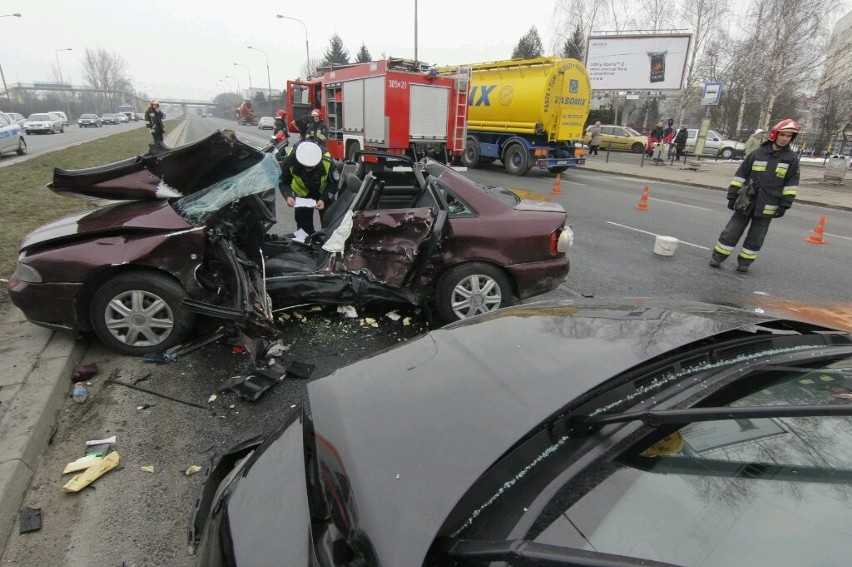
[0,308,88,555]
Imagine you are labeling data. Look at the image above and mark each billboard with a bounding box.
[584,34,691,90]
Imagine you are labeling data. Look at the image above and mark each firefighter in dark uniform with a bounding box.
[305,108,328,146]
[144,99,166,144]
[709,119,801,272]
[279,140,340,235]
[273,109,287,136]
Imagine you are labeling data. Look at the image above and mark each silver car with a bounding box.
[685,129,745,159]
[24,112,65,134]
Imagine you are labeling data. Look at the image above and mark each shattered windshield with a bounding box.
[174,153,281,224]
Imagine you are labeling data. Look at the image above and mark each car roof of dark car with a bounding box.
[302,297,797,566]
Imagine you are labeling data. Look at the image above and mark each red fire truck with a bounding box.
[286,58,470,162]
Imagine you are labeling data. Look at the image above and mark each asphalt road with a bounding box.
[2,117,850,566]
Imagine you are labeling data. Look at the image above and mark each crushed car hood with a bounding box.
[302,297,789,566]
[49,130,264,201]
[18,200,191,251]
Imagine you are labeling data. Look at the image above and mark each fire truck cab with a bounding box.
[286,59,470,162]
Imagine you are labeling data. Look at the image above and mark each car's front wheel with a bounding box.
[632,142,645,153]
[16,137,26,155]
[90,272,195,356]
[720,147,734,159]
[435,262,512,324]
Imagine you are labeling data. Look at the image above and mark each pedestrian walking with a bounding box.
[743,128,766,157]
[588,120,602,156]
[674,127,688,160]
[709,119,801,273]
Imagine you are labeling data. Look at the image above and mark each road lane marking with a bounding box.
[650,197,712,211]
[607,221,711,250]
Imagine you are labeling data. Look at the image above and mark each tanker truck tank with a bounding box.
[443,57,591,176]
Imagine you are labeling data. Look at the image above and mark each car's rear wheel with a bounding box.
[91,272,195,356]
[435,262,512,324]
[720,147,734,159]
[503,143,530,176]
[16,138,26,155]
[631,142,645,153]
[462,138,481,168]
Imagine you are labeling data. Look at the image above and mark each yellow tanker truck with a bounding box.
[443,57,591,176]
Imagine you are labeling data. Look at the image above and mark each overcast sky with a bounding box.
[2,0,563,101]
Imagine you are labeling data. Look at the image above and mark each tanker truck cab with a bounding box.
[445,57,591,176]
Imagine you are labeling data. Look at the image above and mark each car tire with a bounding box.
[435,262,513,324]
[720,147,734,159]
[90,272,195,356]
[503,143,530,176]
[16,138,26,155]
[461,138,481,168]
[25,131,30,135]
[632,142,645,153]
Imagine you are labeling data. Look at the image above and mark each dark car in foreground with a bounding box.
[8,131,572,355]
[189,298,852,566]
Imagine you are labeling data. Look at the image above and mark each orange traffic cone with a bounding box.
[634,186,650,210]
[805,215,827,244]
[550,173,562,196]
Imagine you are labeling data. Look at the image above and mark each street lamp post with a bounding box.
[276,14,310,76]
[225,75,241,97]
[233,62,252,92]
[1,14,22,112]
[54,48,73,120]
[247,46,272,101]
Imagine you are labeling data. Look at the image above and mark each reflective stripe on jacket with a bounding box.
[726,141,799,217]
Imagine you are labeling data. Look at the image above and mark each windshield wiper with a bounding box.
[434,537,681,566]
[570,404,852,434]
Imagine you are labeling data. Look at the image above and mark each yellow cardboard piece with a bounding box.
[185,465,202,476]
[140,465,155,473]
[63,455,104,474]
[62,451,120,493]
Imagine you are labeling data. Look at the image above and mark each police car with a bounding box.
[0,111,27,157]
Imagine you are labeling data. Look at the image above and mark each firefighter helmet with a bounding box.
[295,141,322,168]
[768,119,800,142]
[311,109,320,117]
[150,99,158,107]
[276,109,286,119]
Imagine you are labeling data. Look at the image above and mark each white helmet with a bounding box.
[295,141,322,168]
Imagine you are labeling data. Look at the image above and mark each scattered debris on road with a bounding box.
[63,451,120,493]
[18,507,42,534]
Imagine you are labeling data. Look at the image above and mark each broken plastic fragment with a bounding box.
[385,311,401,321]
[402,317,411,326]
[208,394,218,403]
[185,465,202,476]
[337,305,359,318]
[86,435,116,446]
[364,318,379,328]
[140,465,155,473]
[63,452,120,492]
[19,507,42,534]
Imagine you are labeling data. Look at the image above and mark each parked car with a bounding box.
[584,124,648,153]
[188,297,852,566]
[48,111,69,127]
[77,113,103,128]
[685,128,746,159]
[257,116,275,130]
[101,113,120,125]
[23,112,65,134]
[7,132,573,355]
[0,111,27,157]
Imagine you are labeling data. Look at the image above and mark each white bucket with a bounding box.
[654,235,679,256]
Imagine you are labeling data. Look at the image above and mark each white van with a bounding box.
[49,111,69,127]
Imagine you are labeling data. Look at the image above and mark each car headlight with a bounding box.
[15,261,43,283]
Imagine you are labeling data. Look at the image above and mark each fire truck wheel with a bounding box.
[462,139,481,168]
[503,143,530,176]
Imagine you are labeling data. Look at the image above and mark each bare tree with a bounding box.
[636,0,677,32]
[82,48,130,113]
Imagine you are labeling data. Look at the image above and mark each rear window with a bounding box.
[81,114,98,119]
[29,114,51,121]
[481,185,519,206]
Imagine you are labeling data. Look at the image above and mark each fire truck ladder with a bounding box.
[451,66,471,154]
[547,71,565,143]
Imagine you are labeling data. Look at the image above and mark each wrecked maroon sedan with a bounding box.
[8,131,572,356]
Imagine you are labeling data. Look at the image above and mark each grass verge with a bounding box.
[0,119,181,303]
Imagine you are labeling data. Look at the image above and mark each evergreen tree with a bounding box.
[560,24,585,60]
[511,26,544,59]
[322,34,350,67]
[355,44,371,63]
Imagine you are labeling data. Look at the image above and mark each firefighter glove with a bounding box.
[727,198,735,211]
[775,207,788,218]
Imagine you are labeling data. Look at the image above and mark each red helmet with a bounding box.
[276,109,286,119]
[150,99,158,107]
[768,119,800,142]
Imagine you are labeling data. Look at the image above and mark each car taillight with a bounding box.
[550,225,574,254]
